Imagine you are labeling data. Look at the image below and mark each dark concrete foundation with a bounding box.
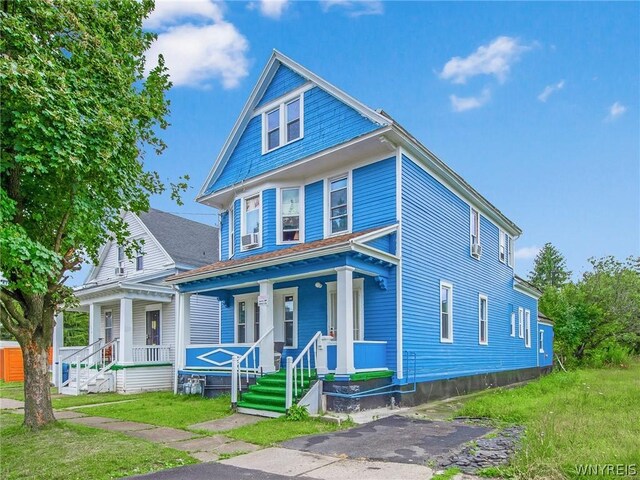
[323,376,393,413]
[397,366,545,407]
[177,371,253,398]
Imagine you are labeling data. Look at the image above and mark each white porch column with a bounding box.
[335,266,355,375]
[119,297,133,364]
[88,303,101,345]
[52,312,64,387]
[177,293,191,370]
[258,280,275,374]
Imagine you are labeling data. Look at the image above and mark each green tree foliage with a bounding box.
[63,312,89,347]
[0,0,175,428]
[529,243,572,291]
[542,256,640,367]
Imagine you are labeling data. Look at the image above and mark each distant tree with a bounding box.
[529,243,571,291]
[62,312,89,347]
[0,0,181,429]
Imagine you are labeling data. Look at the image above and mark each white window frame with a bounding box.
[325,172,352,237]
[135,249,144,271]
[104,310,113,343]
[234,293,259,344]
[145,303,163,345]
[518,307,524,338]
[262,94,304,154]
[506,234,514,267]
[276,186,305,245]
[440,281,453,343]
[278,287,298,349]
[117,245,125,271]
[240,193,262,251]
[470,207,481,258]
[478,294,488,345]
[510,311,516,337]
[525,309,531,348]
[539,330,544,353]
[229,202,235,258]
[326,278,364,340]
[499,230,506,263]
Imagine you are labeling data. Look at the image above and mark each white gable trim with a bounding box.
[129,213,175,268]
[196,50,391,202]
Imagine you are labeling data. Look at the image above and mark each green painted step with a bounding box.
[241,392,286,407]
[236,401,286,414]
[248,385,287,396]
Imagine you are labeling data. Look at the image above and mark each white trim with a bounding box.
[254,83,314,117]
[144,303,163,345]
[233,293,257,344]
[240,192,263,252]
[104,309,113,343]
[538,320,554,327]
[499,230,506,264]
[518,307,524,338]
[326,278,364,340]
[478,294,488,345]
[261,93,305,154]
[324,171,352,237]
[196,50,389,201]
[229,202,235,258]
[130,212,175,268]
[274,287,298,349]
[539,329,544,353]
[276,186,305,245]
[506,234,514,268]
[396,147,403,379]
[514,280,542,299]
[525,309,531,348]
[439,281,453,343]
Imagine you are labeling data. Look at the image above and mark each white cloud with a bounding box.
[321,0,384,17]
[515,246,541,260]
[450,88,491,112]
[256,0,290,19]
[538,80,565,102]
[605,101,627,121]
[440,36,531,84]
[144,0,249,89]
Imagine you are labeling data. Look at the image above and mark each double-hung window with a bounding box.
[539,330,544,353]
[470,208,481,258]
[135,247,144,271]
[117,246,125,273]
[499,230,506,263]
[525,309,531,347]
[263,95,303,153]
[242,194,261,249]
[440,282,453,343]
[518,307,524,338]
[284,294,295,347]
[104,310,113,343]
[328,175,349,235]
[237,301,247,343]
[479,294,488,345]
[279,187,302,243]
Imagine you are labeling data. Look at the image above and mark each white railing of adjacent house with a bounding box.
[132,345,172,364]
[58,338,103,389]
[73,339,119,395]
[285,331,322,409]
[230,325,274,406]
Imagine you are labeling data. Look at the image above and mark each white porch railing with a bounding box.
[132,345,172,363]
[59,339,119,395]
[58,338,103,389]
[231,325,274,407]
[285,331,322,409]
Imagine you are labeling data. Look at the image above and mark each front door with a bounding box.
[146,310,160,346]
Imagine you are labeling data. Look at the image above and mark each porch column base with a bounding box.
[335,266,356,375]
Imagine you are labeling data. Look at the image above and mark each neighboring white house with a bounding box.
[53,209,220,395]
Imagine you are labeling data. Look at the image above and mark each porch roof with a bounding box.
[166,225,398,286]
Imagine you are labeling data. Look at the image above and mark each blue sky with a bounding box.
[73,0,640,284]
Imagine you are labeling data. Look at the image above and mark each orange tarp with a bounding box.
[0,347,53,383]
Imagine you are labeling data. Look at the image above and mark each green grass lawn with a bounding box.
[455,362,640,479]
[0,412,196,480]
[76,392,233,429]
[227,416,351,446]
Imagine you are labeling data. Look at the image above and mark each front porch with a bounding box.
[170,227,400,412]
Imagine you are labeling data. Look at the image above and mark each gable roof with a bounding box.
[138,209,218,268]
[196,49,390,202]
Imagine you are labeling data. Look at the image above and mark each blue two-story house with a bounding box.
[168,51,552,416]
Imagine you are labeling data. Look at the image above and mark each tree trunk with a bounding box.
[22,337,55,429]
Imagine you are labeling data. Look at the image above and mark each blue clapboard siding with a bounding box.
[206,86,381,194]
[305,180,324,242]
[353,157,396,231]
[364,233,397,255]
[363,271,397,370]
[220,210,229,261]
[256,64,307,108]
[401,155,538,383]
[539,322,554,367]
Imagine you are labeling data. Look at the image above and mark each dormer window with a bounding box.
[262,94,304,153]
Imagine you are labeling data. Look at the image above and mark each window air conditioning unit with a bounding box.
[471,243,483,258]
[241,233,259,249]
[115,266,125,276]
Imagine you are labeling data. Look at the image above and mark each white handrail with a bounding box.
[237,325,274,389]
[59,338,104,389]
[286,331,322,410]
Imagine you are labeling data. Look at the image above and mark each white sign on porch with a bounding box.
[257,295,268,306]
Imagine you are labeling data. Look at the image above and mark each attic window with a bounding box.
[262,94,304,153]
